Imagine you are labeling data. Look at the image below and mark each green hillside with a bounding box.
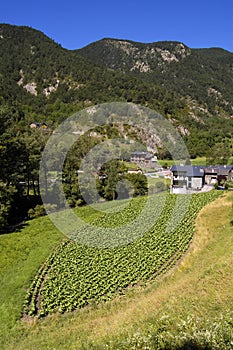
[0,24,233,136]
[0,24,187,125]
[23,191,220,318]
[78,38,233,118]
[78,38,233,157]
[0,192,232,349]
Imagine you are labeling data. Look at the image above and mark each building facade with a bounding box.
[170,164,233,193]
[130,151,157,168]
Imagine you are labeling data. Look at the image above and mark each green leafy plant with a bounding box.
[23,191,221,318]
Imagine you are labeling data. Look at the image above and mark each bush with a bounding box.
[225,180,233,190]
[155,181,166,192]
[28,204,58,219]
[28,205,46,219]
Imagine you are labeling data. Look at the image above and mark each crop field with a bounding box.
[23,191,221,318]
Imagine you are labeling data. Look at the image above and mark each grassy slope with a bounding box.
[157,157,207,167]
[0,218,63,347]
[0,192,232,349]
[158,156,233,167]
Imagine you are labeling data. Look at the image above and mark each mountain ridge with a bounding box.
[0,23,233,158]
[80,37,233,53]
[77,38,233,112]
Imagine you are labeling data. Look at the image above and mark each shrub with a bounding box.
[28,205,46,219]
[225,180,233,190]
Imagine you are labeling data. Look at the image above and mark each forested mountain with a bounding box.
[78,38,233,118]
[1,24,233,133]
[0,24,188,126]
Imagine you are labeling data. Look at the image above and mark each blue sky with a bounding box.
[1,0,232,51]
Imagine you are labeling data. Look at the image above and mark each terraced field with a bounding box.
[23,191,221,318]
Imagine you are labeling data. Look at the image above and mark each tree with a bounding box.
[98,160,120,201]
[0,181,16,229]
[207,141,232,165]
[126,173,148,197]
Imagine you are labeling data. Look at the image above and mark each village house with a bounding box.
[205,165,232,184]
[130,151,158,168]
[170,165,205,193]
[127,168,143,174]
[30,121,40,128]
[41,122,48,129]
[30,122,48,129]
[170,164,233,193]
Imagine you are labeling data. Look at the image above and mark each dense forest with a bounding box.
[78,38,233,115]
[0,24,233,229]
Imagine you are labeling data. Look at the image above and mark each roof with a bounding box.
[217,166,232,176]
[205,165,232,175]
[171,165,232,177]
[30,121,40,126]
[171,165,205,177]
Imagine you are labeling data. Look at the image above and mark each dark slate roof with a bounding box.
[205,167,218,174]
[171,165,232,177]
[170,165,205,177]
[217,166,232,175]
[205,165,232,175]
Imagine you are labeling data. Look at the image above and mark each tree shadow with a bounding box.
[157,340,213,350]
[0,220,29,235]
